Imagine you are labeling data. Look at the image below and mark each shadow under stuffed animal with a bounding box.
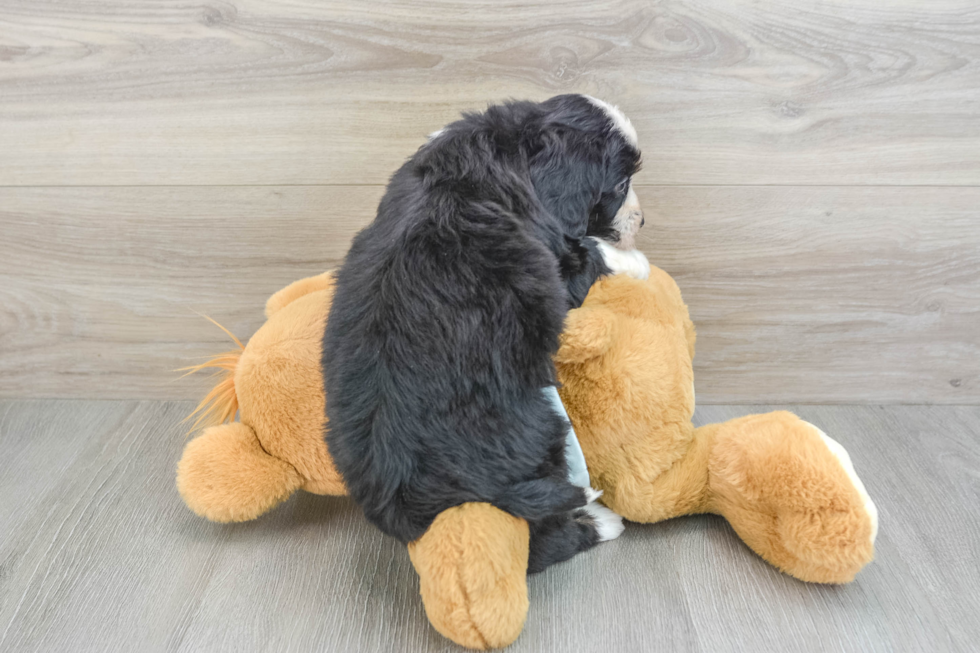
[177,265,877,650]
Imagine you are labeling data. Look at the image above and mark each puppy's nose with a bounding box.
[640,215,645,228]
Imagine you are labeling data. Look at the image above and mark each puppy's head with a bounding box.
[528,95,644,250]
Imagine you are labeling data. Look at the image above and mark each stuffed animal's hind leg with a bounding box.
[408,503,530,650]
[176,422,303,522]
[527,493,624,574]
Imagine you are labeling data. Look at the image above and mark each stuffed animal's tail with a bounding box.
[176,316,306,522]
[178,315,245,434]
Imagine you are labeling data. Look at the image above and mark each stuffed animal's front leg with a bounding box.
[703,411,877,583]
[408,503,530,650]
[602,412,877,584]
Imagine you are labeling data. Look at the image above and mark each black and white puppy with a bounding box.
[324,94,647,573]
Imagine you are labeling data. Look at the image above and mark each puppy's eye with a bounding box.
[615,178,630,194]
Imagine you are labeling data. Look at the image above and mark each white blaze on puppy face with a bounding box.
[583,96,643,249]
[583,96,639,148]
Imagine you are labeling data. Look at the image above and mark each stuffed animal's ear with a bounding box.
[555,306,617,364]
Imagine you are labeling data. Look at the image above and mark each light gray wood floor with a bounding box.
[1,401,977,652]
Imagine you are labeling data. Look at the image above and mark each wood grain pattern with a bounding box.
[2,185,977,402]
[1,1,979,185]
[0,186,382,400]
[1,400,978,651]
[641,185,980,404]
[2,1,978,402]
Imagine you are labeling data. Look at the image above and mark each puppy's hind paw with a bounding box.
[593,239,650,280]
[584,499,625,542]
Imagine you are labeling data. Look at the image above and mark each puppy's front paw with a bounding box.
[593,239,650,280]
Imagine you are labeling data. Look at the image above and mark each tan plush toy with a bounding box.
[177,266,877,650]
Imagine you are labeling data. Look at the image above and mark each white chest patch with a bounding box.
[593,239,651,280]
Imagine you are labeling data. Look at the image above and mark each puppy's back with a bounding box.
[324,126,572,544]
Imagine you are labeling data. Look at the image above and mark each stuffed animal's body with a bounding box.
[177,272,346,522]
[177,266,877,650]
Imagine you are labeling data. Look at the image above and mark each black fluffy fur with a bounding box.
[323,94,642,573]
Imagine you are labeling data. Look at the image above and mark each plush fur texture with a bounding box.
[177,422,303,522]
[556,268,877,584]
[322,95,643,572]
[238,281,344,495]
[176,273,344,522]
[178,265,877,649]
[407,503,530,650]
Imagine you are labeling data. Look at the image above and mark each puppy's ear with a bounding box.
[555,305,617,364]
[528,131,603,240]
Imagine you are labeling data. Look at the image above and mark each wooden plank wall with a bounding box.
[1,1,978,402]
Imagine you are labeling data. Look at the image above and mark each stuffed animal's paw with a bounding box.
[804,422,878,545]
[593,239,650,280]
[709,411,877,584]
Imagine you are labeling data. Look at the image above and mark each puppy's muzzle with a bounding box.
[613,184,643,250]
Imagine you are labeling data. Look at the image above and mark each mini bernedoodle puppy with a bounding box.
[324,94,650,573]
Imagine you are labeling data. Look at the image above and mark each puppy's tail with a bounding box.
[177,315,245,435]
[493,478,587,521]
